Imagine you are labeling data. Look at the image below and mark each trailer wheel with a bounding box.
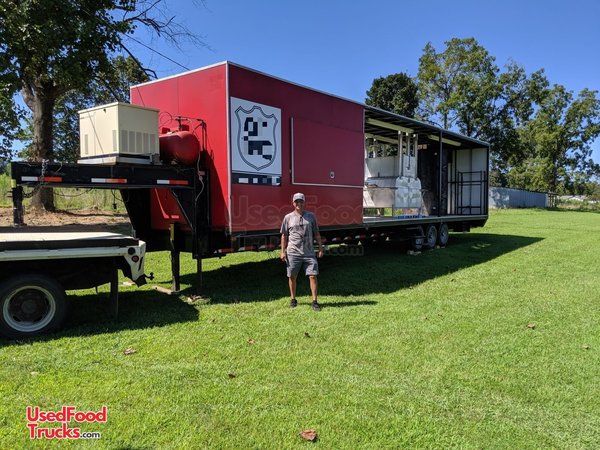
[424,225,437,249]
[0,274,67,339]
[438,223,449,247]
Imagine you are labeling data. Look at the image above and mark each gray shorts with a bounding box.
[286,254,319,277]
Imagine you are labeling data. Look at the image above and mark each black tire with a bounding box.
[424,224,437,249]
[0,274,67,339]
[438,223,449,247]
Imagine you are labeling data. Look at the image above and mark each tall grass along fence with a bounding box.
[0,173,126,212]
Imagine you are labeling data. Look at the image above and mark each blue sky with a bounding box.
[130,0,600,160]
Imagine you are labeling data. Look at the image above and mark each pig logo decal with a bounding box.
[230,97,281,185]
[234,105,278,171]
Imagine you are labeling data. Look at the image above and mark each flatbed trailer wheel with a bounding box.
[0,274,67,339]
[424,224,437,249]
[438,223,449,247]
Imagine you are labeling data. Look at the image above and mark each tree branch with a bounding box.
[93,75,123,102]
[118,43,157,79]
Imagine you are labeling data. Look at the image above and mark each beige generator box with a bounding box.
[78,102,160,165]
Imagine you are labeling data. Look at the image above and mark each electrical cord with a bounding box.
[54,189,93,198]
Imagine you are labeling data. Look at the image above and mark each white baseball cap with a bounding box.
[292,192,305,202]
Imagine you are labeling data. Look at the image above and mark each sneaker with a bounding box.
[290,298,298,308]
[311,301,321,311]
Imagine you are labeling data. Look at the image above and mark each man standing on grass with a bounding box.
[280,193,324,310]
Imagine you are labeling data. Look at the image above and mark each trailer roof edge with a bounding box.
[130,61,229,88]
[364,105,490,147]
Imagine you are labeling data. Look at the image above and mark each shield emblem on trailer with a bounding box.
[234,104,279,171]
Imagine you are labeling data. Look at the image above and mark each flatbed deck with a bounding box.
[0,232,139,252]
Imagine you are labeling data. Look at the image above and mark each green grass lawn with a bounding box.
[1,209,599,448]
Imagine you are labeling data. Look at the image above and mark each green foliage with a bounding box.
[0,81,23,167]
[1,0,134,83]
[0,0,134,110]
[506,157,556,192]
[418,38,498,130]
[416,38,545,172]
[0,8,28,166]
[518,84,600,192]
[586,182,600,200]
[365,72,419,117]
[0,0,199,208]
[360,36,600,195]
[0,0,137,208]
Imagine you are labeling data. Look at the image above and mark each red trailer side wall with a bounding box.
[130,64,230,231]
[228,64,364,233]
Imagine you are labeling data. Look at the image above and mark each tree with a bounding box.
[417,38,498,129]
[365,73,419,117]
[417,38,547,181]
[0,1,201,209]
[0,40,18,170]
[480,66,549,182]
[517,84,600,193]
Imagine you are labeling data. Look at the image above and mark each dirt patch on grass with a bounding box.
[0,207,132,234]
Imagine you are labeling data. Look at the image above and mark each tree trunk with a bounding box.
[550,157,558,193]
[549,141,561,193]
[23,87,56,210]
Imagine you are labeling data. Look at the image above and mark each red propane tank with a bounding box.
[159,130,201,166]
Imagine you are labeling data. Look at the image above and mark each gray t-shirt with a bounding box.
[280,211,319,256]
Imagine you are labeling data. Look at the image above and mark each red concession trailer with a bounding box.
[129,61,488,246]
[10,61,489,292]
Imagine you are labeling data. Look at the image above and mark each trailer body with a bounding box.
[126,61,489,250]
